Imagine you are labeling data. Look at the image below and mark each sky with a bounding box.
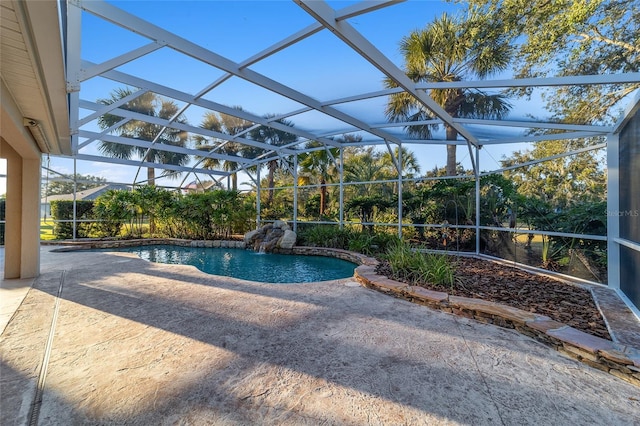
[27,0,558,194]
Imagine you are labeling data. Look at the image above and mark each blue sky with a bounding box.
[42,0,547,190]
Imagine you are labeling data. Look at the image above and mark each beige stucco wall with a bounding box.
[1,90,42,279]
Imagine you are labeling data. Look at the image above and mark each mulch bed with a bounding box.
[376,257,611,340]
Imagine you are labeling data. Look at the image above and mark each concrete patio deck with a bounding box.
[1,246,639,425]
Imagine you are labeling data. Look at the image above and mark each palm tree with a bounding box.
[385,12,512,176]
[194,108,252,190]
[298,140,339,216]
[343,147,393,197]
[381,147,421,179]
[249,116,298,206]
[97,88,190,185]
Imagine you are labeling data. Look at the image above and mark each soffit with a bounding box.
[0,0,70,155]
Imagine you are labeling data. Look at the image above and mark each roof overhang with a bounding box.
[0,0,70,156]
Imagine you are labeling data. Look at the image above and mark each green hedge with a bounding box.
[50,200,95,239]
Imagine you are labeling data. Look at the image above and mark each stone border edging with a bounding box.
[44,240,640,387]
[351,256,640,388]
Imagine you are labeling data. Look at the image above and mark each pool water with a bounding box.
[99,245,356,283]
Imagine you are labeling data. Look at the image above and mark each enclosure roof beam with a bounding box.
[294,0,479,146]
[480,131,608,145]
[415,73,640,90]
[79,130,254,166]
[79,99,294,156]
[310,73,640,110]
[294,0,479,177]
[451,118,613,133]
[480,142,607,176]
[79,0,405,146]
[79,42,166,82]
[63,153,227,176]
[81,61,341,149]
[192,1,399,104]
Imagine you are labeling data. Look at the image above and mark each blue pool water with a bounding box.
[98,245,356,283]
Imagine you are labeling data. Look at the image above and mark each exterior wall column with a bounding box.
[3,141,23,279]
[20,157,41,277]
[1,140,41,279]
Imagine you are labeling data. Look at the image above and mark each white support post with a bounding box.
[293,154,298,233]
[397,144,403,238]
[339,147,344,229]
[475,146,481,255]
[66,0,82,154]
[256,167,261,229]
[607,133,620,289]
[73,159,77,240]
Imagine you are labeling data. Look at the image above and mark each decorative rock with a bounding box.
[244,230,258,244]
[526,318,565,334]
[273,220,290,231]
[546,325,616,353]
[243,222,297,253]
[407,286,448,304]
[450,296,542,325]
[599,348,634,365]
[279,230,296,249]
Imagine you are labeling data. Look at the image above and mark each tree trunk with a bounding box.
[147,167,156,186]
[231,173,237,191]
[445,125,458,176]
[319,178,327,216]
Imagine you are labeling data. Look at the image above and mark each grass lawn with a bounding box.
[515,233,544,244]
[39,219,149,241]
[40,219,56,241]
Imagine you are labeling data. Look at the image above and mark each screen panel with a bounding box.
[619,112,640,242]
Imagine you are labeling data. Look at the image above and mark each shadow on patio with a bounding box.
[2,249,639,424]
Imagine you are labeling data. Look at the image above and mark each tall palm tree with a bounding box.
[97,87,190,185]
[298,140,339,216]
[194,108,252,190]
[385,12,512,176]
[249,116,298,206]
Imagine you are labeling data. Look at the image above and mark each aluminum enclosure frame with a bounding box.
[47,0,640,312]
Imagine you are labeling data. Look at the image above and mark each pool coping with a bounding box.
[43,238,640,387]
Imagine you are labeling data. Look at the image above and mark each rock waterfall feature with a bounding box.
[244,220,297,252]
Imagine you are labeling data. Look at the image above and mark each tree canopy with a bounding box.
[500,139,606,208]
[249,116,298,206]
[97,88,190,185]
[461,0,639,123]
[195,107,252,190]
[42,174,106,197]
[385,12,512,175]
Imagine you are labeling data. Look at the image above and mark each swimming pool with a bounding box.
[97,244,356,283]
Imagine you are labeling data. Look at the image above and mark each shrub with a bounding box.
[50,200,95,239]
[92,188,254,240]
[347,231,400,255]
[93,190,129,237]
[385,241,455,288]
[296,225,400,256]
[297,225,354,250]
